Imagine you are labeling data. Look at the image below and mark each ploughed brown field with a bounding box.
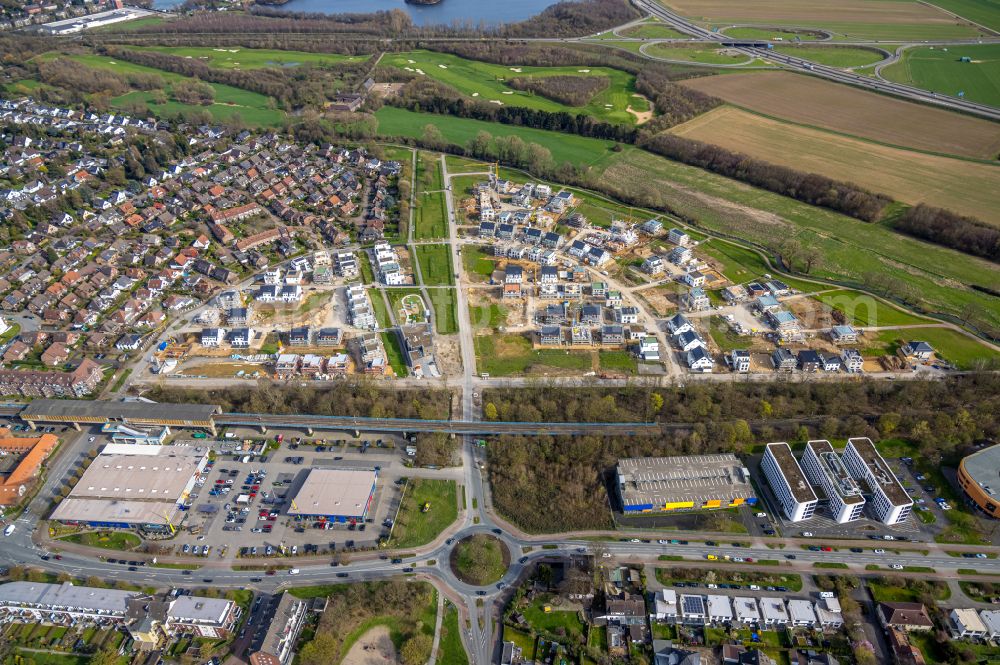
[678,71,1000,160]
[660,0,963,25]
[668,106,1000,222]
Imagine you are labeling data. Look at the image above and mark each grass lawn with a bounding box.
[599,350,638,374]
[462,246,498,283]
[359,252,375,283]
[621,22,690,38]
[522,598,586,641]
[446,154,490,173]
[451,534,507,586]
[131,45,367,70]
[772,45,885,67]
[370,289,393,328]
[288,583,347,600]
[868,327,999,370]
[47,53,284,127]
[470,303,508,330]
[813,562,849,569]
[645,43,752,65]
[722,26,826,40]
[474,333,593,376]
[382,49,650,125]
[381,331,409,377]
[415,190,449,239]
[655,568,803,591]
[869,581,949,602]
[815,289,930,326]
[438,604,469,665]
[926,0,1000,31]
[59,530,140,550]
[298,292,327,314]
[376,106,631,169]
[697,239,814,291]
[415,244,456,285]
[426,288,459,334]
[390,479,458,548]
[708,317,754,352]
[503,626,536,661]
[882,43,1000,107]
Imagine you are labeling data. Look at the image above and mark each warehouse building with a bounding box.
[615,455,756,513]
[761,443,817,522]
[800,440,866,523]
[287,468,378,522]
[957,444,1000,518]
[842,437,912,525]
[49,444,207,532]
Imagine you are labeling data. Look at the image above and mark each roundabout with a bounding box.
[449,533,510,587]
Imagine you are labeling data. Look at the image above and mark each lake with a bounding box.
[152,0,558,26]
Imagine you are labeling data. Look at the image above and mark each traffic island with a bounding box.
[450,533,509,586]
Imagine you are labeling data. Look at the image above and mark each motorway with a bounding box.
[630,0,1000,121]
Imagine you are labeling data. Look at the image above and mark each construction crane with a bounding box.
[156,511,176,535]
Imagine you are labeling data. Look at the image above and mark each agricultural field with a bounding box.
[644,43,752,65]
[36,52,284,127]
[678,71,1000,159]
[657,0,991,40]
[130,46,366,69]
[772,45,886,67]
[474,333,593,376]
[415,244,456,285]
[599,148,1000,330]
[925,0,1000,31]
[667,106,1000,220]
[881,43,1000,107]
[382,50,651,125]
[375,106,633,168]
[445,155,490,173]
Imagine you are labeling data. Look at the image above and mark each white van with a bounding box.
[3,524,14,537]
[289,568,300,575]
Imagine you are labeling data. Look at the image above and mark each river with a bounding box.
[152,0,558,26]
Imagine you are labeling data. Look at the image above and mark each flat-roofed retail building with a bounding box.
[49,444,207,531]
[287,468,378,522]
[615,455,756,513]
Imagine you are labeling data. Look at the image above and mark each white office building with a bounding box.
[842,437,913,525]
[762,442,818,522]
[800,440,866,523]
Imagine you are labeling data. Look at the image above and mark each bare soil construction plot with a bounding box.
[342,626,399,665]
[668,106,1000,221]
[679,71,1000,159]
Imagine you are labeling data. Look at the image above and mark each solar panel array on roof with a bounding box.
[682,595,705,614]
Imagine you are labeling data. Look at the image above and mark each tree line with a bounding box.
[143,381,452,420]
[892,203,1000,263]
[506,74,610,107]
[641,132,890,222]
[386,78,639,143]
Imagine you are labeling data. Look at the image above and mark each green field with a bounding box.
[383,50,650,125]
[721,26,826,40]
[462,246,498,283]
[381,331,408,377]
[621,22,691,39]
[390,479,459,548]
[522,597,587,641]
[815,289,930,326]
[439,604,469,665]
[132,45,367,69]
[599,350,639,374]
[415,244,456,285]
[469,303,508,330]
[772,45,885,67]
[369,289,393,327]
[445,155,490,173]
[426,288,459,334]
[926,0,1000,31]
[882,44,1000,106]
[375,107,631,168]
[868,327,999,370]
[414,188,448,239]
[645,43,752,64]
[475,333,593,376]
[46,53,284,127]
